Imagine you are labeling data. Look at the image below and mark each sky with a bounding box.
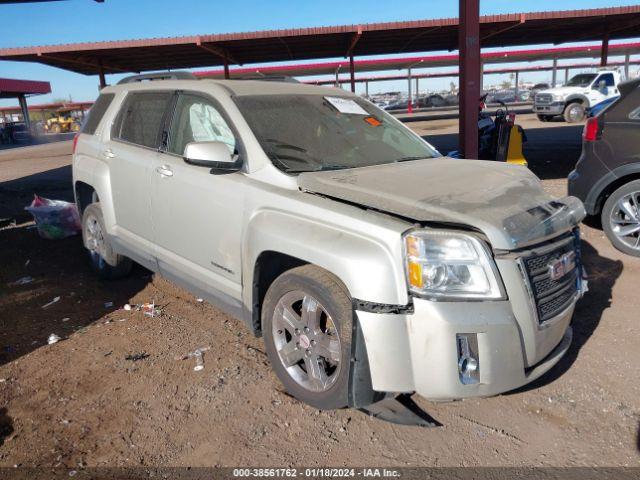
[0,0,639,107]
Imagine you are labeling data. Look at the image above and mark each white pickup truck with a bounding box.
[533,70,622,123]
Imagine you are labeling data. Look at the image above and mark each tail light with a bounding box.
[583,117,600,142]
[72,133,79,154]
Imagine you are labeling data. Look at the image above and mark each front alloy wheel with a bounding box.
[272,291,342,392]
[262,265,352,410]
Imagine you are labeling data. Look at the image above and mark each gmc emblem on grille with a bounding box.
[548,251,577,281]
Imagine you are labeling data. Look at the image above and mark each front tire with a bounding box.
[563,102,585,123]
[602,180,640,257]
[82,203,132,279]
[262,265,353,410]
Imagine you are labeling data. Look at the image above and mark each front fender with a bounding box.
[242,208,409,312]
[565,94,590,108]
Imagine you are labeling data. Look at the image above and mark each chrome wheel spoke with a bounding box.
[305,354,329,389]
[278,301,304,333]
[618,198,638,222]
[278,340,304,367]
[301,295,321,331]
[315,335,341,363]
[616,224,640,237]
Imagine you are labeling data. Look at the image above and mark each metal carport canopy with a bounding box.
[0,6,639,75]
[194,42,640,79]
[0,77,51,98]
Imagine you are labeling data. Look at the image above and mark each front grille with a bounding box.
[535,93,553,105]
[522,237,579,324]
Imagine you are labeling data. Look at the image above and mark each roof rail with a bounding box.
[234,75,300,83]
[117,71,196,84]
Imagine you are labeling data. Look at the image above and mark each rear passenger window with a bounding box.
[113,92,172,148]
[81,93,115,135]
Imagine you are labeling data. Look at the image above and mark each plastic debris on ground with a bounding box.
[122,302,162,317]
[47,333,61,345]
[24,194,81,240]
[196,298,204,303]
[125,352,149,362]
[176,347,210,372]
[8,276,33,286]
[42,296,61,309]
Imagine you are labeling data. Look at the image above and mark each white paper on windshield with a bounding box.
[324,96,369,115]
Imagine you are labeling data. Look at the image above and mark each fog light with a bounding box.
[457,333,480,385]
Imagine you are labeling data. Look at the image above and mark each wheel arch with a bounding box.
[586,164,640,215]
[565,95,590,109]
[242,210,408,335]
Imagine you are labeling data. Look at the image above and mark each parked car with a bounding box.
[416,94,447,108]
[383,99,409,111]
[0,122,30,144]
[568,78,640,256]
[73,73,586,411]
[534,70,622,123]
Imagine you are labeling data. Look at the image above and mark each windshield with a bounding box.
[234,94,439,173]
[566,74,597,87]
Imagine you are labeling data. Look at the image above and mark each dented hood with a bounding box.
[298,158,586,250]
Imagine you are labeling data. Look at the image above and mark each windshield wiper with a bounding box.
[395,156,430,163]
[264,139,308,153]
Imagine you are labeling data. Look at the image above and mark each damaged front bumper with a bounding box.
[356,281,582,401]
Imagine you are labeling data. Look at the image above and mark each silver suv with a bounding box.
[73,73,587,411]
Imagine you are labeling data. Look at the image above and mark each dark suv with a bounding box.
[568,78,640,256]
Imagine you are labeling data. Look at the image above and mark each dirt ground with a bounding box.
[0,116,639,469]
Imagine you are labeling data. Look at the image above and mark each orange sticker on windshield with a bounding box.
[364,116,381,127]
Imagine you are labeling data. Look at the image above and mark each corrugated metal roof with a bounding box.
[0,77,51,98]
[1,6,639,75]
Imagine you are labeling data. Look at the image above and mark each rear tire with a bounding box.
[82,203,132,279]
[262,265,353,410]
[601,180,640,257]
[563,102,585,123]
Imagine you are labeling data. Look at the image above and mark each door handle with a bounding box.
[155,165,173,177]
[103,148,116,159]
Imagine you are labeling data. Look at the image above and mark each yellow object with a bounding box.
[45,111,81,134]
[408,261,423,288]
[506,125,528,166]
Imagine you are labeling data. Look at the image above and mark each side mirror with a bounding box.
[183,141,241,174]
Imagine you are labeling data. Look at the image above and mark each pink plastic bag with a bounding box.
[25,195,82,240]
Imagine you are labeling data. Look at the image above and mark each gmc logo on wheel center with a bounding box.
[548,251,577,281]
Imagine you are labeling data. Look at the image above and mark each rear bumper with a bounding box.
[357,296,575,401]
[534,102,564,115]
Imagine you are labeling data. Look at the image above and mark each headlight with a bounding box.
[403,230,504,300]
[552,94,564,101]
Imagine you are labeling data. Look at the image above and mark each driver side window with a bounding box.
[168,94,236,156]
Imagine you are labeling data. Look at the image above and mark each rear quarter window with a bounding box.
[81,93,115,135]
[112,91,172,148]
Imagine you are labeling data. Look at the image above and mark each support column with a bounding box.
[349,55,356,93]
[365,81,369,97]
[624,53,631,80]
[18,94,30,129]
[514,71,519,100]
[600,34,609,67]
[565,68,569,85]
[551,57,558,88]
[458,0,480,159]
[98,59,106,90]
[407,67,413,114]
[416,77,419,98]
[335,68,340,88]
[223,58,230,79]
[480,61,484,93]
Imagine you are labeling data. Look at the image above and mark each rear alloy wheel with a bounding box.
[262,265,352,410]
[602,181,640,257]
[563,102,585,123]
[82,203,132,279]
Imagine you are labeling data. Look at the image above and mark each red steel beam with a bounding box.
[459,0,480,159]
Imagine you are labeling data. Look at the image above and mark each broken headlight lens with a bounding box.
[404,230,504,300]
